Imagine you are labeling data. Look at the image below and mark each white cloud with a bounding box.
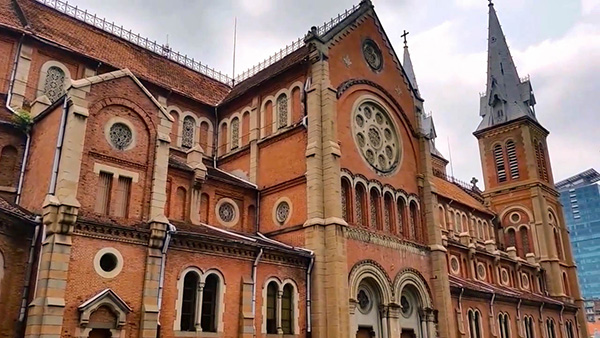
[582,0,600,15]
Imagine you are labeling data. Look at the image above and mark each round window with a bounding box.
[357,288,372,314]
[362,39,383,71]
[109,122,133,150]
[99,253,118,272]
[510,212,521,224]
[477,263,487,280]
[219,202,236,223]
[400,294,413,318]
[450,256,460,275]
[276,201,290,224]
[501,268,509,285]
[352,101,401,174]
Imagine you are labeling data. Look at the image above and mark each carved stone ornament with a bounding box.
[362,39,383,71]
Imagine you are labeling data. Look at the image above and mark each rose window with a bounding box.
[362,40,383,71]
[276,201,290,224]
[357,289,372,314]
[109,123,133,150]
[218,202,235,223]
[352,101,401,174]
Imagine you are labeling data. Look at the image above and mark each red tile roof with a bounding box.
[0,0,231,106]
[0,196,36,221]
[433,176,492,214]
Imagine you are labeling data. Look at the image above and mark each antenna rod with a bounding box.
[232,17,237,84]
[447,136,454,178]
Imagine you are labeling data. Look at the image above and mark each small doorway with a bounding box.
[401,329,417,338]
[89,328,112,338]
[357,326,375,338]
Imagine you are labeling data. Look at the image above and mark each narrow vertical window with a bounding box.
[494,144,507,182]
[181,272,199,331]
[341,178,352,222]
[566,321,574,338]
[409,201,418,240]
[277,94,288,129]
[266,282,278,334]
[281,284,293,334]
[355,184,367,227]
[114,176,132,217]
[200,193,209,223]
[506,140,519,179]
[546,319,556,338]
[182,116,196,149]
[220,123,228,154]
[474,310,482,338]
[506,228,517,249]
[534,142,543,178]
[384,193,395,233]
[539,143,548,182]
[95,172,113,215]
[562,273,569,296]
[176,187,187,221]
[231,117,240,149]
[520,227,531,256]
[201,274,218,332]
[397,198,406,235]
[554,228,563,260]
[369,188,381,230]
[44,66,66,103]
[199,121,209,152]
[0,146,18,187]
[438,206,446,229]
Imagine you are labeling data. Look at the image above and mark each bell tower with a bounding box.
[474,2,587,332]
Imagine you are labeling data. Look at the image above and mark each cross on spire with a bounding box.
[401,30,409,47]
[488,0,494,6]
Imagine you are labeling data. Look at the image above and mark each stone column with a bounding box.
[195,281,205,331]
[387,305,400,338]
[276,289,284,334]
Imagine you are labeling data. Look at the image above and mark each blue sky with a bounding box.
[65,0,600,184]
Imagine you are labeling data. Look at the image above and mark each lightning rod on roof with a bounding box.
[232,17,237,85]
[447,136,455,178]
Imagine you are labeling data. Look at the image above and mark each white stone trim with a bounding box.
[260,277,300,334]
[36,60,72,99]
[202,269,226,333]
[93,163,139,183]
[215,197,239,228]
[348,262,392,305]
[93,247,123,279]
[173,267,202,331]
[103,117,137,151]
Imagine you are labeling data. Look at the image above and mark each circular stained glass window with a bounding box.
[357,289,372,314]
[352,101,401,174]
[362,39,383,71]
[276,201,290,224]
[218,202,235,223]
[109,123,133,150]
[450,256,460,275]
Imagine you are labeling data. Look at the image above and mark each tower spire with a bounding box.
[401,30,419,94]
[476,2,537,132]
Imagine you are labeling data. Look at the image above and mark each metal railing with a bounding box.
[36,0,233,85]
[433,169,485,202]
[234,3,362,84]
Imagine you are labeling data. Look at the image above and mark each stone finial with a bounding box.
[506,246,517,259]
[186,145,207,183]
[148,214,170,249]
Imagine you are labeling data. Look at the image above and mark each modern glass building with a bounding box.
[557,169,600,301]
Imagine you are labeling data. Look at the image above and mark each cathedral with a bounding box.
[0,0,588,337]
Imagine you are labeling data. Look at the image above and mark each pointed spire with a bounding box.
[401,30,419,94]
[476,2,537,132]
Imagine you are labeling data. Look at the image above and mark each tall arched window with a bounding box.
[355,184,367,227]
[200,193,209,223]
[175,187,187,221]
[455,212,462,233]
[438,206,446,230]
[494,144,507,183]
[44,66,66,102]
[201,274,219,332]
[230,117,240,149]
[468,309,482,338]
[263,101,273,137]
[523,316,534,338]
[248,205,256,231]
[506,228,517,249]
[182,116,196,149]
[519,227,531,256]
[341,178,352,223]
[200,121,210,152]
[565,321,575,338]
[538,142,549,182]
[242,111,250,146]
[546,319,556,338]
[506,140,519,179]
[397,198,406,235]
[554,228,564,260]
[409,201,418,240]
[266,282,278,334]
[384,193,395,233]
[181,271,199,331]
[281,284,294,334]
[220,123,228,154]
[498,313,510,338]
[562,272,570,296]
[369,188,381,230]
[0,146,18,187]
[170,111,180,147]
[277,94,288,129]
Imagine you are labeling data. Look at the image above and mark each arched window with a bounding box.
[494,144,507,183]
[483,221,490,241]
[200,193,209,223]
[200,121,210,152]
[263,101,273,137]
[384,193,395,233]
[266,282,278,334]
[0,146,18,187]
[538,142,549,182]
[341,178,352,222]
[277,94,288,129]
[565,320,575,338]
[498,313,511,338]
[175,187,187,221]
[44,66,66,102]
[220,123,228,154]
[201,274,219,332]
[170,111,180,147]
[506,140,519,179]
[281,284,294,334]
[242,111,250,146]
[355,184,367,227]
[397,198,406,235]
[562,272,570,296]
[455,212,462,233]
[546,319,556,338]
[369,188,381,230]
[554,228,563,260]
[468,309,482,338]
[519,227,531,257]
[462,214,469,236]
[523,316,534,338]
[409,201,418,240]
[506,228,516,249]
[182,116,196,149]
[248,205,256,231]
[180,271,199,331]
[230,117,240,149]
[438,206,446,229]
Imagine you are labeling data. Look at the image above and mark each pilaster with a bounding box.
[239,277,255,338]
[9,43,33,109]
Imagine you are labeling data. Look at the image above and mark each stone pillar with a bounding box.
[276,289,284,334]
[387,305,400,338]
[9,43,33,109]
[239,277,255,338]
[303,29,349,338]
[25,196,79,338]
[195,281,205,331]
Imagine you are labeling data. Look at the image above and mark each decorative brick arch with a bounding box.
[393,268,433,307]
[348,259,393,305]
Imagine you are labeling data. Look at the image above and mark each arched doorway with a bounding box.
[393,270,435,338]
[399,286,422,338]
[354,280,383,338]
